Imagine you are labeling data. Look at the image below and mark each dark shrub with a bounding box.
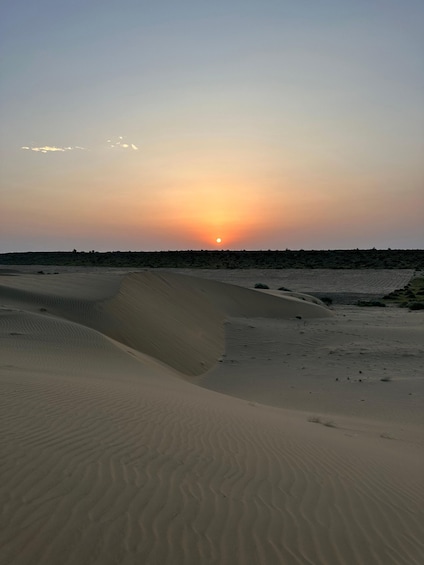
[357,300,386,307]
[408,302,424,310]
[254,283,269,289]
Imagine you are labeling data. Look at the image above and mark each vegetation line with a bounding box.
[0,249,423,270]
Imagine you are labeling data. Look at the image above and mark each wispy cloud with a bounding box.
[21,145,87,153]
[21,136,138,155]
[107,136,138,150]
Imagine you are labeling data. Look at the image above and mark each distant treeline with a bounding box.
[1,249,423,269]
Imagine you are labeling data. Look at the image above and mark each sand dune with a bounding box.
[1,271,331,376]
[1,270,423,564]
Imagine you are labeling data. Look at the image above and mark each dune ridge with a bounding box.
[1,271,331,376]
[1,270,423,565]
[97,272,332,375]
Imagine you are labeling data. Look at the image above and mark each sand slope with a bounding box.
[1,270,423,565]
[0,271,331,376]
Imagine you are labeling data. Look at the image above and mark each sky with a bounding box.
[1,0,423,252]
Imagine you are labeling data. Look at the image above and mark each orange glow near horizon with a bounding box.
[9,146,419,251]
[138,172,274,248]
[8,169,300,249]
[10,132,348,250]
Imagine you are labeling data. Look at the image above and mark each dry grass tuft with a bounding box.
[308,416,337,428]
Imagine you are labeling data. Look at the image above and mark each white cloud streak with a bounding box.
[107,136,138,150]
[21,145,87,153]
[21,136,138,154]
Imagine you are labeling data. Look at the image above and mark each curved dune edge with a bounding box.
[95,272,225,376]
[0,271,423,564]
[96,272,332,375]
[0,270,332,376]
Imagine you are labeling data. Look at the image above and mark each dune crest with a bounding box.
[96,271,332,375]
[0,270,331,376]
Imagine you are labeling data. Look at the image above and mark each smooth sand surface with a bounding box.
[1,269,423,565]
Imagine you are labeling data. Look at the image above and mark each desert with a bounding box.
[0,266,423,565]
[3,0,424,561]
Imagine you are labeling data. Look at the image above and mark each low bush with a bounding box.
[357,300,386,307]
[408,302,424,310]
[254,283,269,289]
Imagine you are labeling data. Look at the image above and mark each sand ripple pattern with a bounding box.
[1,272,423,564]
[1,368,423,564]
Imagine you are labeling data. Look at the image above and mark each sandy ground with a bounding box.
[0,267,423,565]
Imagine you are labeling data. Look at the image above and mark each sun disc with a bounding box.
[216,237,222,244]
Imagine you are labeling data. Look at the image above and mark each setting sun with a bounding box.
[216,237,222,244]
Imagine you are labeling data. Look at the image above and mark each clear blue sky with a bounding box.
[1,0,423,251]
